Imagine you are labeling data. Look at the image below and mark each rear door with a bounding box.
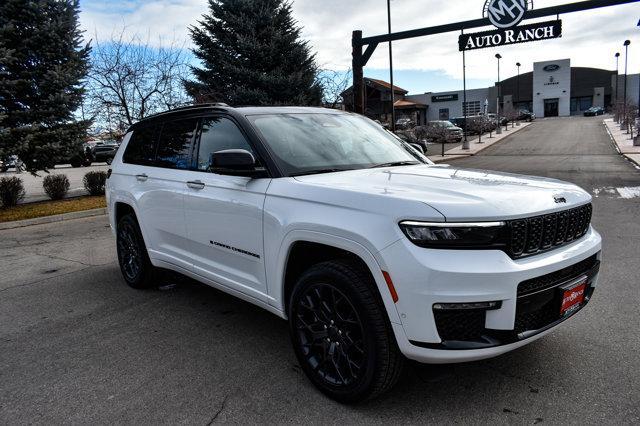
[143,117,199,269]
[119,117,197,271]
[182,115,271,301]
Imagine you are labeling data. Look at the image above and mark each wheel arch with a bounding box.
[114,201,136,224]
[273,230,401,325]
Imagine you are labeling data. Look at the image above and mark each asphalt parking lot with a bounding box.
[1,116,639,423]
[1,164,110,203]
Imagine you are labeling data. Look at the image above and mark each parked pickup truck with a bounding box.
[106,105,602,403]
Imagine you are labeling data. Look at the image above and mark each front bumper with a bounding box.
[377,226,602,363]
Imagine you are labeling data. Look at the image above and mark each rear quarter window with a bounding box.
[155,118,198,169]
[122,124,161,166]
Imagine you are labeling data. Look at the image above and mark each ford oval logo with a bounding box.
[484,0,528,29]
[543,64,561,72]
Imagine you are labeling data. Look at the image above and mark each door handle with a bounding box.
[186,180,205,190]
[136,173,148,182]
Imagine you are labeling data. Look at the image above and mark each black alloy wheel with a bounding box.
[116,214,155,288]
[293,282,367,388]
[289,260,404,403]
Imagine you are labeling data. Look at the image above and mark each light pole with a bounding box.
[516,62,521,106]
[614,52,620,121]
[516,62,521,126]
[496,54,502,135]
[622,40,630,132]
[462,30,469,150]
[387,0,396,132]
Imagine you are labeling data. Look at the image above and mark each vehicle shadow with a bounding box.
[142,269,556,423]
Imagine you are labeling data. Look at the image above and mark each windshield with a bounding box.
[247,113,428,176]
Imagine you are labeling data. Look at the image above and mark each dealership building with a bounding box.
[343,58,640,124]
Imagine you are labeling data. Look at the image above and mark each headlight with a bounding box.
[399,221,507,249]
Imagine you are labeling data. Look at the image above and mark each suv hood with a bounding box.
[293,164,591,221]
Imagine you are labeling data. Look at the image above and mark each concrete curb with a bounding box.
[603,119,640,170]
[0,208,107,231]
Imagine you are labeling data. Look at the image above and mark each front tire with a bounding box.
[289,260,404,403]
[116,213,155,289]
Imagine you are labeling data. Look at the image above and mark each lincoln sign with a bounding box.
[459,20,562,51]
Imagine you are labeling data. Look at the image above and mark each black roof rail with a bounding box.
[127,102,233,130]
[156,102,231,114]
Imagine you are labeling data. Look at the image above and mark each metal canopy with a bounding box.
[351,0,640,114]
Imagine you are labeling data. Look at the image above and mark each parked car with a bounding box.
[395,117,414,129]
[486,113,509,126]
[106,105,601,403]
[517,109,536,121]
[61,144,94,167]
[584,107,605,116]
[427,120,464,142]
[450,116,495,134]
[92,142,120,165]
[0,155,23,172]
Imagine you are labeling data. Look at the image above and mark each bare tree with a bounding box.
[317,69,351,109]
[85,28,191,137]
[467,116,492,143]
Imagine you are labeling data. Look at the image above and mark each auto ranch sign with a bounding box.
[459,20,562,51]
[458,0,562,51]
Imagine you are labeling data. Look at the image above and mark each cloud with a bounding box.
[79,0,640,83]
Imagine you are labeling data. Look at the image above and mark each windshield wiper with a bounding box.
[369,161,420,169]
[289,168,350,177]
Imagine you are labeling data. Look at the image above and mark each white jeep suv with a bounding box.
[106,105,602,402]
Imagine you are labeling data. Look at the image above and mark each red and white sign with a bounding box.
[560,280,586,316]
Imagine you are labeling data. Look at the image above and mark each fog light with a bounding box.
[432,301,501,311]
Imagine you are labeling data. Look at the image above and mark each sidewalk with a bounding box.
[603,118,640,167]
[427,122,532,163]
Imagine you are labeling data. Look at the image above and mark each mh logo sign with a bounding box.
[484,0,529,29]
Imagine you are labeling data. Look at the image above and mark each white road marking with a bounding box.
[592,186,640,199]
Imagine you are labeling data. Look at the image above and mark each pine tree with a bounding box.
[185,0,322,106]
[0,0,91,174]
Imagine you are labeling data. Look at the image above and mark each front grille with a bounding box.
[507,203,592,258]
[514,256,599,334]
[517,254,598,297]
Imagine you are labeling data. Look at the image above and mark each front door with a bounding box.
[544,98,559,117]
[183,115,270,301]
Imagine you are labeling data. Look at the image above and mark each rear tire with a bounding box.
[116,213,155,289]
[289,260,404,403]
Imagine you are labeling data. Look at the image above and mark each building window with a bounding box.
[463,101,481,116]
[579,97,592,111]
[439,108,449,120]
[571,97,592,112]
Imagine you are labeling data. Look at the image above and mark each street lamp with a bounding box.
[622,40,630,132]
[387,0,396,132]
[614,52,620,121]
[462,30,469,150]
[496,53,502,134]
[516,62,521,106]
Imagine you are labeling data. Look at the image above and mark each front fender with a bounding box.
[266,229,402,325]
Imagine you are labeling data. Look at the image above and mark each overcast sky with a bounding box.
[79,0,640,93]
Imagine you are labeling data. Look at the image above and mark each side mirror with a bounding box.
[408,143,425,154]
[210,149,256,173]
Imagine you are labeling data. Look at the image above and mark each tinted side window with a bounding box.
[197,117,255,171]
[122,125,160,166]
[156,118,198,169]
